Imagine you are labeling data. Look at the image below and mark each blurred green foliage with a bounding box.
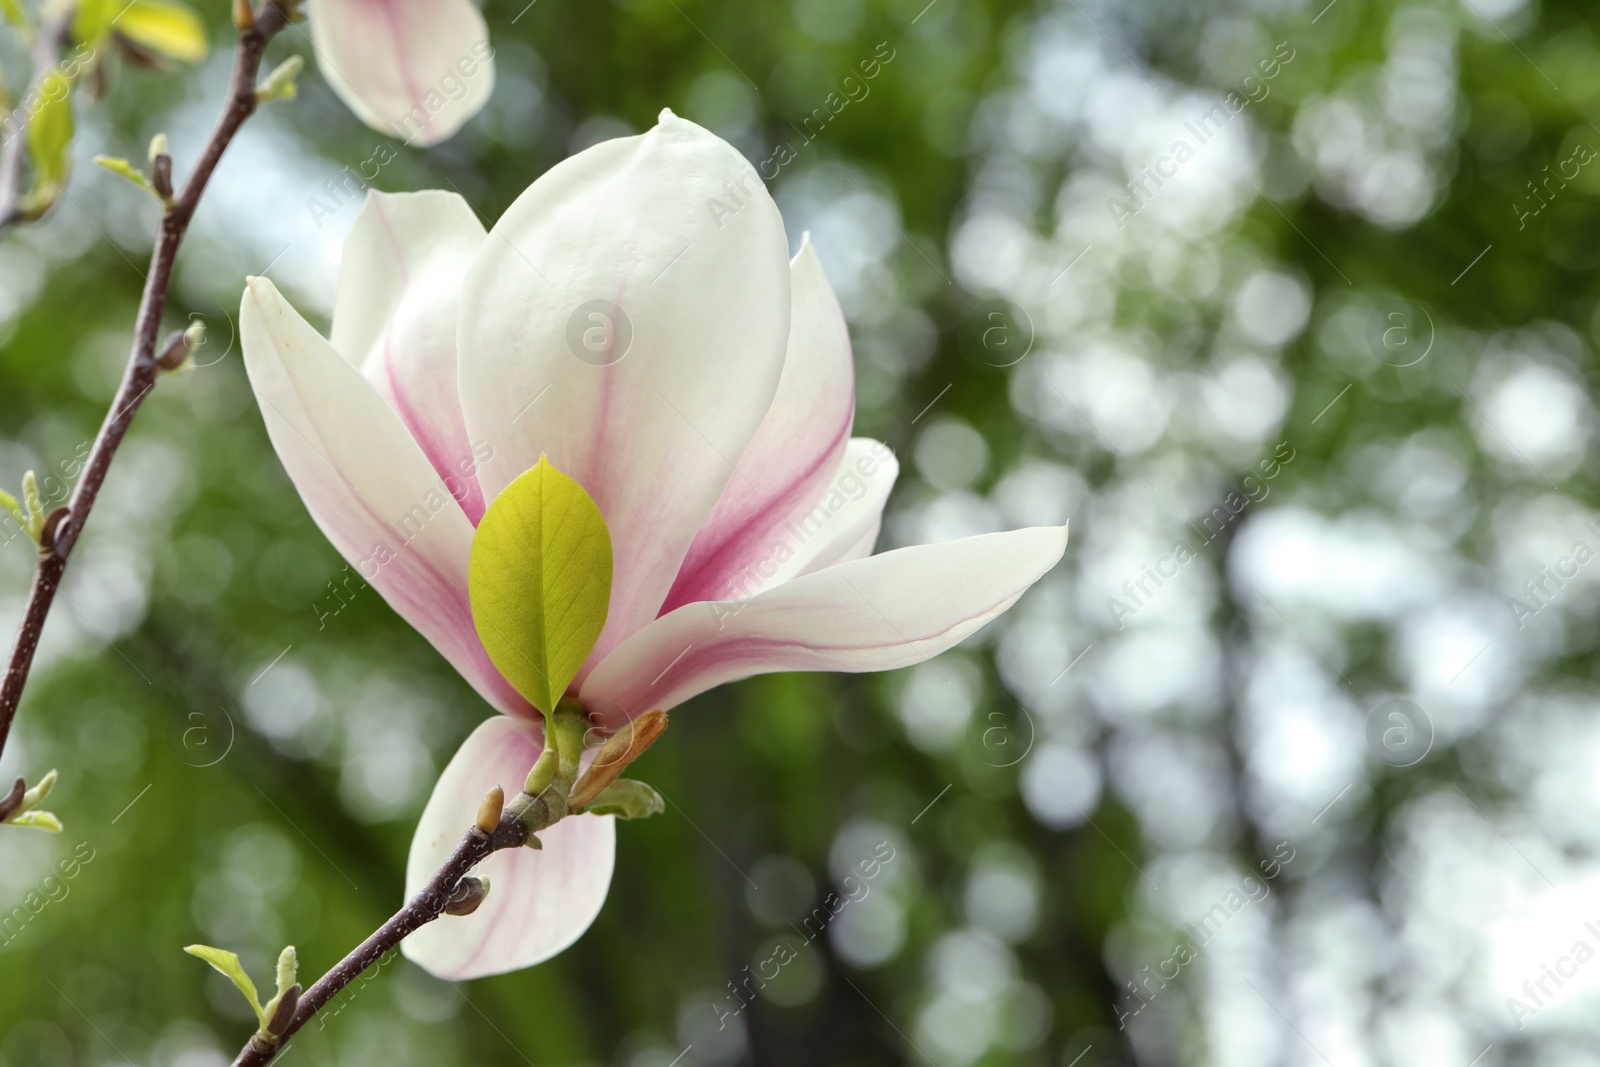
[3,0,1599,1064]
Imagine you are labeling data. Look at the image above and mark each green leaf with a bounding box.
[184,945,266,1025]
[469,457,612,715]
[255,55,303,104]
[583,779,665,820]
[93,155,158,198]
[19,767,55,809]
[0,489,26,534]
[23,68,73,209]
[7,810,63,832]
[0,0,24,28]
[72,0,118,43]
[115,0,207,63]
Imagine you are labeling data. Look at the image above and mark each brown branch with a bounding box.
[229,803,545,1066]
[0,1,293,765]
[0,6,76,237]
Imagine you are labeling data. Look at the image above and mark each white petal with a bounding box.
[332,190,489,521]
[660,238,856,612]
[458,111,792,672]
[309,0,495,147]
[580,525,1069,720]
[240,277,528,716]
[403,716,616,979]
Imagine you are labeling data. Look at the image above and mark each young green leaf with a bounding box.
[0,489,26,535]
[581,779,665,820]
[0,0,24,28]
[23,69,74,212]
[93,155,159,199]
[72,0,118,43]
[19,767,55,809]
[469,457,612,715]
[183,945,266,1025]
[7,810,63,832]
[116,0,208,64]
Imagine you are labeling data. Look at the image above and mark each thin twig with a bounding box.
[230,808,538,1066]
[0,6,78,236]
[0,1,293,763]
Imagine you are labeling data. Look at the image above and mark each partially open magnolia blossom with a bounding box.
[239,110,1067,979]
[307,0,494,147]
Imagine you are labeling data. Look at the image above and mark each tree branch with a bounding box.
[0,6,76,237]
[230,804,541,1066]
[0,1,293,768]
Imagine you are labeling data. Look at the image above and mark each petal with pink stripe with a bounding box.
[332,190,489,522]
[308,0,495,146]
[457,111,792,675]
[240,277,528,717]
[660,238,856,613]
[580,525,1070,723]
[403,716,616,980]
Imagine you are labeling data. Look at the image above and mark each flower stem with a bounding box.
[229,807,534,1066]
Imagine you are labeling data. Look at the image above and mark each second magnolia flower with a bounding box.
[239,110,1067,979]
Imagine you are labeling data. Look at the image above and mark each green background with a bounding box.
[3,0,1598,1063]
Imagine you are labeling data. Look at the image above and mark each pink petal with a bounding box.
[308,0,494,146]
[403,716,616,979]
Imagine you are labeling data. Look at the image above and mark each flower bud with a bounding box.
[19,768,55,808]
[148,133,172,201]
[38,507,69,553]
[476,785,504,834]
[569,710,668,810]
[0,778,24,822]
[444,876,490,916]
[522,749,557,797]
[256,55,303,104]
[265,983,300,1037]
[156,321,206,371]
[276,945,297,994]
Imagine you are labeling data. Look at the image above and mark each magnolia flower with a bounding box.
[239,111,1067,979]
[307,0,494,147]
